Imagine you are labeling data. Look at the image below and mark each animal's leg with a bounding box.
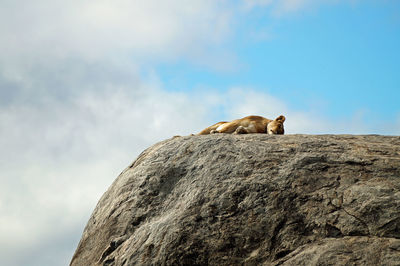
[234,126,250,134]
[210,129,219,134]
[216,123,237,133]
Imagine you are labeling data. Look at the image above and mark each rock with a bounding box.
[70,134,400,266]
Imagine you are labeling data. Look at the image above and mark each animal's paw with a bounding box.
[234,126,247,134]
[210,130,219,134]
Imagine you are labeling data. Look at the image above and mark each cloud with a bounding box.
[1,0,350,70]
[0,0,233,64]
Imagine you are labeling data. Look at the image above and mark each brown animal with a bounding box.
[198,115,286,135]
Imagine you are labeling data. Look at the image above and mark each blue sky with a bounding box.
[0,1,399,265]
[157,1,400,123]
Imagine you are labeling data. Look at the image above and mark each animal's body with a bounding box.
[198,115,286,135]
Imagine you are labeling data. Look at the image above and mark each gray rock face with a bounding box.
[71,134,400,266]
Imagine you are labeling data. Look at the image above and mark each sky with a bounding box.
[0,0,399,265]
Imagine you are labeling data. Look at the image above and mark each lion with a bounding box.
[198,115,286,135]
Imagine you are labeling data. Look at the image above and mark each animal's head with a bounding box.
[266,115,285,135]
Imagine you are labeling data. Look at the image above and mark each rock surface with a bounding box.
[71,134,400,266]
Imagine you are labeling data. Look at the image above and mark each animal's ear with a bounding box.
[275,115,286,123]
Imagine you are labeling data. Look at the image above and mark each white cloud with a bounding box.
[0,0,358,69]
[220,88,287,119]
[2,0,351,69]
[0,0,233,64]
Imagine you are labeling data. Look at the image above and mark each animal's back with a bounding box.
[214,115,271,134]
[197,115,284,135]
[238,115,272,124]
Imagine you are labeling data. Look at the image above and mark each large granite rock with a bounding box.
[71,134,400,265]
